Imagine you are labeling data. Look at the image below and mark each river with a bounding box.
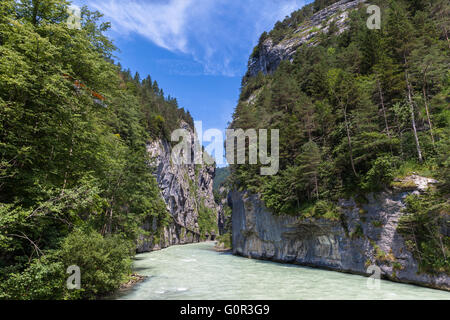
[116,242,450,300]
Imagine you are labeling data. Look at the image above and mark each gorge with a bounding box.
[116,242,450,300]
[0,0,449,300]
[137,121,219,253]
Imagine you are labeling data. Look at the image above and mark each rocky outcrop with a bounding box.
[248,0,366,77]
[217,186,232,235]
[137,121,219,252]
[231,176,449,291]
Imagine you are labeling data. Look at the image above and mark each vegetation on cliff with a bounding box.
[0,0,194,299]
[231,0,449,213]
[398,192,449,275]
[230,0,449,273]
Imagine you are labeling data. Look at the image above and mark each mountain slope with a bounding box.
[0,0,217,299]
[229,0,450,287]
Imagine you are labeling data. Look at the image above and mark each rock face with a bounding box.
[248,0,366,77]
[137,121,219,253]
[231,176,449,291]
[217,186,232,235]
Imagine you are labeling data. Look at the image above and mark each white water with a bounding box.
[117,242,450,300]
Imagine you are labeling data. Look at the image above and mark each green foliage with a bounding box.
[215,233,232,250]
[230,0,450,275]
[360,154,400,191]
[350,224,364,239]
[198,201,218,238]
[398,193,450,274]
[0,255,65,300]
[57,229,133,299]
[300,200,341,221]
[231,0,450,220]
[0,0,191,299]
[0,229,133,300]
[213,166,231,192]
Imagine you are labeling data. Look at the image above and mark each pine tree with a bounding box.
[296,141,322,200]
[385,0,423,162]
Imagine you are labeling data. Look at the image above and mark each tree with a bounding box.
[410,44,448,145]
[385,0,423,162]
[431,0,450,49]
[0,0,194,299]
[296,141,322,200]
[327,68,358,176]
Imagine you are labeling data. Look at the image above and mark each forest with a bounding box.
[0,0,193,299]
[230,0,449,274]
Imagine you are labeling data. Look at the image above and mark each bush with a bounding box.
[58,229,134,299]
[0,229,134,300]
[300,200,341,221]
[198,202,218,238]
[398,194,450,275]
[216,233,232,250]
[0,256,65,300]
[360,154,400,191]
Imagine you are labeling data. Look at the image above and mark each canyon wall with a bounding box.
[137,121,219,252]
[248,0,366,77]
[231,176,449,291]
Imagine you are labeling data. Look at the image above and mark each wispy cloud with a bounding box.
[86,0,307,76]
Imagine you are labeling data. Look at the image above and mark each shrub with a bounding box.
[0,229,134,300]
[0,255,65,300]
[360,154,400,191]
[350,224,364,239]
[58,229,134,299]
[216,233,232,250]
[398,194,450,274]
[197,202,218,238]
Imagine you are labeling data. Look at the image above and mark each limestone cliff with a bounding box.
[231,176,449,291]
[137,121,219,252]
[248,0,366,77]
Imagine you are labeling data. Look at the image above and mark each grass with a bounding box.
[299,200,341,221]
[390,180,418,191]
[350,224,364,239]
[393,160,435,179]
[373,244,396,263]
[372,220,383,228]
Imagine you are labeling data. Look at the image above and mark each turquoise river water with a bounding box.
[116,242,450,300]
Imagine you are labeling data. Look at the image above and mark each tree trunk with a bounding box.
[344,104,358,176]
[422,70,435,145]
[32,0,40,26]
[404,57,423,163]
[377,79,391,140]
[314,173,319,199]
[443,24,450,49]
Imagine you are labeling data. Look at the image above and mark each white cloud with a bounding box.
[88,0,193,52]
[85,0,308,76]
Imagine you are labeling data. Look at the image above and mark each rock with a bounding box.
[137,121,219,252]
[231,176,449,291]
[248,0,367,77]
[119,274,147,291]
[217,185,232,235]
[391,175,438,193]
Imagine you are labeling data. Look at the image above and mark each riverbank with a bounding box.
[231,187,450,292]
[119,274,147,291]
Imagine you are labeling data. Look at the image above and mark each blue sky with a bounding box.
[72,0,310,164]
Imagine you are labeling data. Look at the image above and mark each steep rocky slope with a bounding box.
[230,0,450,291]
[137,122,219,252]
[231,176,449,291]
[248,0,366,77]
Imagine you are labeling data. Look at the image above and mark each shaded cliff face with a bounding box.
[137,122,219,252]
[231,176,449,291]
[248,0,366,77]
